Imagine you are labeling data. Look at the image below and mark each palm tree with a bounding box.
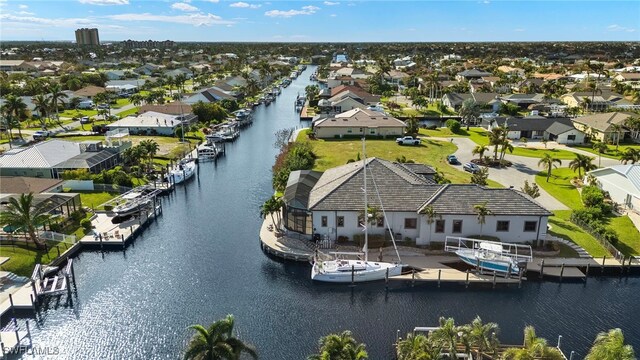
[0,193,51,249]
[620,148,640,164]
[609,123,623,150]
[585,328,635,360]
[487,127,505,161]
[431,317,459,358]
[503,326,564,360]
[3,94,28,139]
[467,316,499,358]
[499,139,514,163]
[459,99,480,130]
[32,93,51,129]
[308,330,368,360]
[130,93,144,107]
[473,202,492,236]
[140,139,160,172]
[472,145,489,162]
[49,82,68,127]
[405,115,419,136]
[419,205,440,244]
[260,196,283,229]
[569,153,597,178]
[396,333,443,360]
[184,314,257,360]
[538,153,562,182]
[68,96,82,110]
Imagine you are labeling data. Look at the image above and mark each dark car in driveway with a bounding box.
[447,155,459,165]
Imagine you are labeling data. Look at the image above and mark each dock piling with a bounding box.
[437,269,441,288]
[506,263,512,279]
[9,293,16,318]
[620,256,625,276]
[602,256,606,274]
[518,269,523,288]
[385,268,389,290]
[569,351,575,360]
[560,263,565,282]
[351,265,355,286]
[465,269,469,288]
[539,259,545,280]
[492,271,497,288]
[411,269,415,287]
[56,245,60,257]
[585,262,590,279]
[26,320,32,347]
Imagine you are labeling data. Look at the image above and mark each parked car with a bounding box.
[395,136,420,145]
[463,162,481,174]
[96,103,110,110]
[80,116,92,124]
[447,155,459,165]
[33,130,51,140]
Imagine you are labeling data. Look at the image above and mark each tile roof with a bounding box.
[0,177,64,195]
[545,121,576,136]
[74,85,107,97]
[309,158,439,212]
[571,112,634,132]
[314,108,406,129]
[419,184,552,216]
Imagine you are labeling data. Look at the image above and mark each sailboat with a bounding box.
[311,138,403,283]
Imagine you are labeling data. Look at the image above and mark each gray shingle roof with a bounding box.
[545,122,576,136]
[419,184,552,216]
[308,158,438,211]
[0,140,81,169]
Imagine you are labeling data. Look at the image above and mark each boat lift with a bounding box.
[445,236,533,275]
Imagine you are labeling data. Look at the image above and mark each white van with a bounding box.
[78,100,94,109]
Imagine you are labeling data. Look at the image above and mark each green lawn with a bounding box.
[74,191,119,209]
[0,241,65,277]
[569,143,640,160]
[535,167,583,209]
[60,109,98,117]
[467,128,578,160]
[117,107,139,118]
[111,98,131,109]
[607,216,640,256]
[419,127,473,138]
[548,210,609,258]
[298,135,502,187]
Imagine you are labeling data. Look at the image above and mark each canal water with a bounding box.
[26,66,639,359]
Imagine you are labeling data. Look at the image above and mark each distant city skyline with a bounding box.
[1,0,639,42]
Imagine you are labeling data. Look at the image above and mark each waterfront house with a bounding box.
[312,108,405,139]
[330,85,381,105]
[106,111,195,136]
[0,139,120,178]
[488,116,584,143]
[183,87,236,104]
[283,158,551,245]
[0,177,64,194]
[586,165,640,212]
[570,112,633,143]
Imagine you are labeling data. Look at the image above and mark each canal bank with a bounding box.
[18,66,640,360]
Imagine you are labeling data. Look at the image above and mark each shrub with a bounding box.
[602,229,618,244]
[427,124,438,130]
[49,223,62,232]
[445,119,461,133]
[80,218,93,231]
[337,235,349,243]
[581,186,605,207]
[573,208,603,224]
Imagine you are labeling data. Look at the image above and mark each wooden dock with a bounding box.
[79,204,162,248]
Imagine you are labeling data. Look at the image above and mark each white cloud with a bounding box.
[0,13,93,27]
[230,2,261,9]
[18,4,27,8]
[607,24,636,32]
[15,10,35,15]
[78,0,129,5]
[202,0,219,2]
[324,1,339,5]
[330,13,336,17]
[290,35,308,39]
[171,2,199,12]
[107,12,234,26]
[265,5,319,17]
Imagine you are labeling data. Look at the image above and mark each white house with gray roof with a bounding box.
[586,165,640,212]
[312,108,406,139]
[283,158,552,245]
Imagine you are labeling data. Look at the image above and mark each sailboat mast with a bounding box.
[362,136,368,262]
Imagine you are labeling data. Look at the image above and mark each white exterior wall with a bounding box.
[331,98,366,113]
[590,170,640,210]
[554,129,585,144]
[417,215,548,245]
[315,126,404,139]
[312,211,421,242]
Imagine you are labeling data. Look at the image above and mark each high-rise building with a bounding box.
[75,28,100,46]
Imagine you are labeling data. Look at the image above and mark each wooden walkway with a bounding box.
[79,205,161,247]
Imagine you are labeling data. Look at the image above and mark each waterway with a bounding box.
[24,66,640,359]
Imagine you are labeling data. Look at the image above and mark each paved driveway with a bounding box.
[433,137,620,211]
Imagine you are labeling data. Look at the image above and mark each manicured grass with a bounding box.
[419,127,472,138]
[298,135,502,187]
[60,109,98,117]
[548,210,609,258]
[569,143,640,160]
[0,241,63,277]
[467,128,578,160]
[606,216,640,256]
[535,167,583,209]
[75,191,119,209]
[117,107,139,118]
[111,98,130,109]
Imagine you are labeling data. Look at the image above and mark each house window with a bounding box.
[452,220,463,233]
[404,218,417,229]
[567,135,576,141]
[524,221,537,232]
[377,217,384,228]
[496,221,510,232]
[337,216,344,227]
[435,220,445,233]
[347,128,352,133]
[370,129,376,134]
[321,216,328,227]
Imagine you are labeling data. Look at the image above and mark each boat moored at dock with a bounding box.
[445,236,533,276]
[166,159,196,184]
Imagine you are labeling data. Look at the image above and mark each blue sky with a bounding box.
[1,0,639,42]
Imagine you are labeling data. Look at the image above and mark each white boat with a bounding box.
[197,143,219,161]
[205,133,225,143]
[113,198,152,217]
[166,159,196,184]
[445,236,533,276]
[311,138,403,283]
